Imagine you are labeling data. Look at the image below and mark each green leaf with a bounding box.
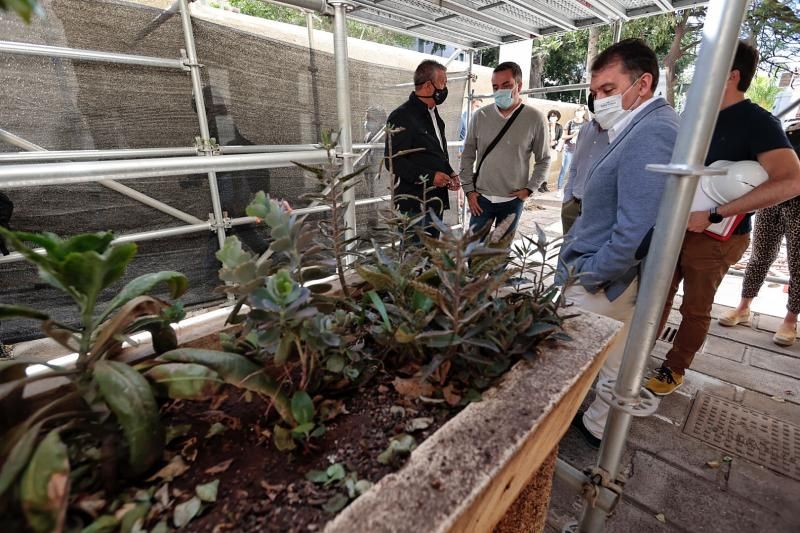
[94,361,163,476]
[205,422,227,439]
[326,463,346,483]
[196,479,219,502]
[377,434,416,465]
[366,290,391,330]
[157,349,292,424]
[145,363,222,400]
[305,469,330,484]
[273,425,296,451]
[354,479,373,496]
[99,271,188,323]
[20,430,70,533]
[119,503,150,533]
[325,354,346,373]
[173,496,202,528]
[216,236,253,269]
[81,515,119,533]
[291,422,316,436]
[291,391,315,426]
[0,304,50,321]
[322,493,349,513]
[0,419,46,497]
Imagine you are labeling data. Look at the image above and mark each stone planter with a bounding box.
[325,311,620,533]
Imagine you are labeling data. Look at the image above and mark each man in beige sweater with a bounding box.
[460,61,550,240]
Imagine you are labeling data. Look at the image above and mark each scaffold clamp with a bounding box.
[595,377,659,417]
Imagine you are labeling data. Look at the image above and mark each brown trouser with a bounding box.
[658,231,750,374]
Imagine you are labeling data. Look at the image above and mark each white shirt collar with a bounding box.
[608,96,660,143]
[493,101,523,119]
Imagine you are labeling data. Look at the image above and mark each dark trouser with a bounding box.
[468,196,524,242]
[405,205,445,239]
[742,198,800,314]
[561,197,581,236]
[657,231,750,374]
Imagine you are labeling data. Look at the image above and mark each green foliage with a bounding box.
[0,0,41,22]
[227,0,415,49]
[746,74,782,111]
[0,229,188,531]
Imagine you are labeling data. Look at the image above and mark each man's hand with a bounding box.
[467,191,483,216]
[687,210,711,232]
[510,188,531,201]
[433,171,450,187]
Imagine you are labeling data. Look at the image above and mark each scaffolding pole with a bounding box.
[179,0,228,251]
[577,1,751,531]
[331,1,358,253]
[462,50,474,228]
[0,39,186,70]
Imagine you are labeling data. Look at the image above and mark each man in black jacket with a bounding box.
[385,60,457,237]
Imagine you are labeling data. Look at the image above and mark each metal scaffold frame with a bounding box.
[0,0,756,530]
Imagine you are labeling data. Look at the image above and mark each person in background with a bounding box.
[460,61,550,241]
[459,97,483,149]
[717,121,800,347]
[556,105,589,198]
[646,41,800,396]
[385,59,458,238]
[539,109,563,193]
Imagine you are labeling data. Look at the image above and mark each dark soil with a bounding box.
[159,378,454,532]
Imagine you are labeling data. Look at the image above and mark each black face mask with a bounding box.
[587,93,595,113]
[422,83,448,105]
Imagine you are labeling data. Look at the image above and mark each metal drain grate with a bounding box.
[660,325,677,344]
[684,393,800,481]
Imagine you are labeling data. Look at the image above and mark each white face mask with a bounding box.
[549,116,558,123]
[593,76,643,130]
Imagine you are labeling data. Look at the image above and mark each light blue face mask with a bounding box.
[494,89,514,110]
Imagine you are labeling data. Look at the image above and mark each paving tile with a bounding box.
[749,347,800,380]
[737,388,800,426]
[701,335,745,362]
[753,313,786,334]
[708,321,800,359]
[726,459,800,528]
[624,451,792,533]
[628,410,730,484]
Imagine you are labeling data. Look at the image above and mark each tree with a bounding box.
[746,74,782,111]
[0,0,40,21]
[743,0,800,77]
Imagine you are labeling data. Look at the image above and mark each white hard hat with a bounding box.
[700,160,768,205]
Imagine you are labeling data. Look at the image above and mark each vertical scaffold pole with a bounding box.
[330,1,358,258]
[178,0,228,253]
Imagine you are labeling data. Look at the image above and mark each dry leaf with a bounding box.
[771,396,786,403]
[442,384,462,406]
[205,459,234,475]
[210,393,229,410]
[260,480,285,502]
[75,492,106,518]
[706,460,721,469]
[114,502,137,520]
[655,513,666,523]
[147,456,189,482]
[154,484,170,507]
[393,377,435,398]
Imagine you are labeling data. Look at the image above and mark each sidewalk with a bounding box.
[517,196,800,533]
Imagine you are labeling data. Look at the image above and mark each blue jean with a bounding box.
[469,196,524,241]
[557,150,574,190]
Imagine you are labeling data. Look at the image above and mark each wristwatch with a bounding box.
[708,207,724,224]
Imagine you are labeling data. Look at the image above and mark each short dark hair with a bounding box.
[547,109,561,120]
[731,41,759,92]
[493,61,523,83]
[414,60,447,87]
[591,38,659,92]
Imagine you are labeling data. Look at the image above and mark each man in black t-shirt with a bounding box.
[647,41,800,396]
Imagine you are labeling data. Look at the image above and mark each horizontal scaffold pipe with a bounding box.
[0,147,198,163]
[0,150,332,188]
[0,40,186,70]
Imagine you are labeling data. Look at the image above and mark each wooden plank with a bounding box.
[450,342,609,533]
